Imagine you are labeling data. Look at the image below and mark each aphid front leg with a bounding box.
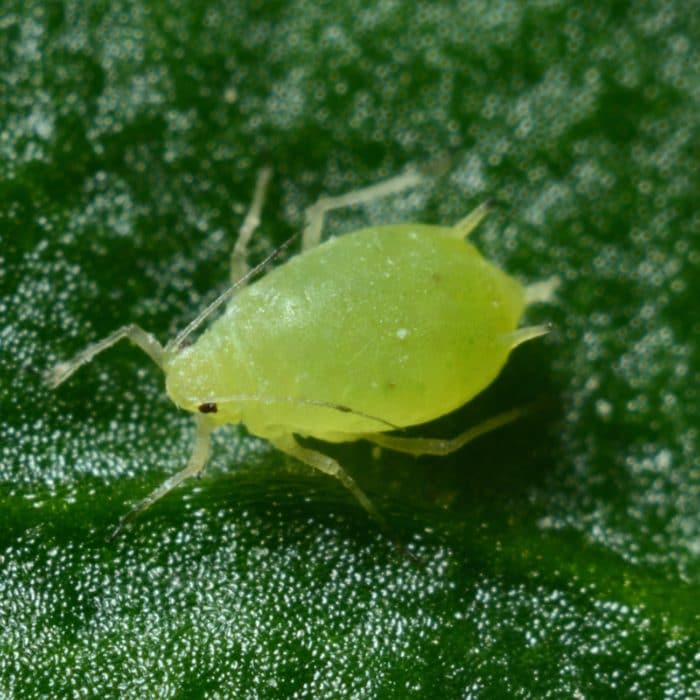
[45,324,164,389]
[272,435,383,523]
[302,169,425,250]
[110,416,213,540]
[230,166,273,284]
[362,404,537,456]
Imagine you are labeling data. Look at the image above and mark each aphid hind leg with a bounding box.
[230,166,273,284]
[110,416,213,540]
[363,404,535,456]
[302,169,425,250]
[273,435,383,523]
[45,324,164,389]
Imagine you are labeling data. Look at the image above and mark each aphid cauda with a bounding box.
[46,167,557,537]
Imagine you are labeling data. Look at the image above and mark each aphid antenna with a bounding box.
[167,231,301,353]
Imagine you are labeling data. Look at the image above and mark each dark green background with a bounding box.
[1,0,698,697]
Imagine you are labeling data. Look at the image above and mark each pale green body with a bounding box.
[165,224,526,442]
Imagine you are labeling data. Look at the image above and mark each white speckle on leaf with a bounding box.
[655,449,672,471]
[595,399,612,418]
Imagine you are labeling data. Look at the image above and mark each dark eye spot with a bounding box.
[198,402,218,413]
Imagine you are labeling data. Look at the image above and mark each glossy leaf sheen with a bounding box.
[1,1,698,697]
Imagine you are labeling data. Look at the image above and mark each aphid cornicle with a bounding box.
[46,167,558,537]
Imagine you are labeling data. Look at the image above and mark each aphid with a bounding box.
[45,167,558,537]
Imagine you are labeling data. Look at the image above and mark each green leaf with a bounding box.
[1,0,698,697]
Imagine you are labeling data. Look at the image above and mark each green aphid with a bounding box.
[46,167,558,537]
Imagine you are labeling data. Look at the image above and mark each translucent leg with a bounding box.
[362,404,536,456]
[45,324,164,389]
[230,166,273,284]
[272,435,383,523]
[302,169,425,250]
[110,416,213,540]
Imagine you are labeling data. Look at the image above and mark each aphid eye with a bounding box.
[198,402,218,413]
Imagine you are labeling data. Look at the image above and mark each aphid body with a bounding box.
[46,168,557,535]
[168,224,525,439]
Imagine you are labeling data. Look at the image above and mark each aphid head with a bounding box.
[163,344,243,425]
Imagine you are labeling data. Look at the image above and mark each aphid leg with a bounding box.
[272,435,421,560]
[451,199,495,238]
[44,324,164,389]
[363,404,536,456]
[272,435,383,523]
[524,276,560,305]
[230,166,273,284]
[302,169,425,250]
[109,416,213,540]
[505,323,552,350]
